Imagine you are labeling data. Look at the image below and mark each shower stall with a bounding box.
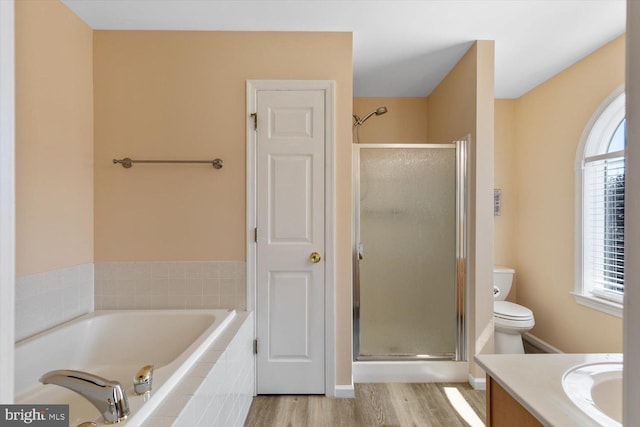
[353,141,468,363]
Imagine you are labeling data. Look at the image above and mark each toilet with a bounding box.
[493,266,535,354]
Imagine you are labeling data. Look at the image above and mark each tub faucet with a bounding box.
[40,369,130,424]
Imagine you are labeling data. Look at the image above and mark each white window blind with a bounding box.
[574,89,625,316]
[583,150,625,303]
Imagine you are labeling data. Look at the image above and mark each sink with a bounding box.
[562,362,622,426]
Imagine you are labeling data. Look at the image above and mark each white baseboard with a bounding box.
[334,384,355,398]
[468,373,486,391]
[523,332,563,354]
[353,361,468,383]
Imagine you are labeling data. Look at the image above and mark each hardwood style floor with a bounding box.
[244,383,486,427]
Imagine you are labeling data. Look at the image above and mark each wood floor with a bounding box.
[244,383,486,427]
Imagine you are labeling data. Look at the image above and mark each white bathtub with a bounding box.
[16,309,237,426]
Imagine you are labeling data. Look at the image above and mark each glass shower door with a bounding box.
[354,144,459,359]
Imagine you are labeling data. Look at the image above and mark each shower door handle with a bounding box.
[358,243,364,260]
[310,252,322,263]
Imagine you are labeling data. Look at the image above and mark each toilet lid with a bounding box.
[494,301,533,320]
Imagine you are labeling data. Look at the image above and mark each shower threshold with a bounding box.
[353,359,469,383]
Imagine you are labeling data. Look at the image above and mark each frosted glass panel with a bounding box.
[359,147,456,356]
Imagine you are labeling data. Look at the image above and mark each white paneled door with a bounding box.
[255,89,326,394]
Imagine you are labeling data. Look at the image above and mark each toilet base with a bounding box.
[494,330,525,354]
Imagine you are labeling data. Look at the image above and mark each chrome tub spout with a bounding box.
[40,370,130,424]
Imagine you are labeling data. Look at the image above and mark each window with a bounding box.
[574,88,625,317]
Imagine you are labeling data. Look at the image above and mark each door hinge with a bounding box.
[250,112,257,130]
[254,227,258,243]
[253,339,258,354]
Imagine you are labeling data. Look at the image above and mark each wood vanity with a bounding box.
[486,376,542,426]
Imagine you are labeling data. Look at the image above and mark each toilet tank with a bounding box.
[493,266,515,301]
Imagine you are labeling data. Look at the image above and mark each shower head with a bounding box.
[353,105,388,127]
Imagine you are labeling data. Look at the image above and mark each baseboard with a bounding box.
[467,373,486,391]
[334,384,355,398]
[353,361,468,383]
[523,332,563,354]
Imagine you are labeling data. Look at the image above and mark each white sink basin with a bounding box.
[562,362,622,426]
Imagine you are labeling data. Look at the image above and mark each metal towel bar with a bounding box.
[113,157,223,169]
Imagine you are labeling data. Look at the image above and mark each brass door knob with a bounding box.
[310,252,322,263]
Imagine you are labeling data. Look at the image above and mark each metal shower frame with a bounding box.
[352,140,469,362]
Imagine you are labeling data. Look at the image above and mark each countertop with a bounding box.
[475,353,622,427]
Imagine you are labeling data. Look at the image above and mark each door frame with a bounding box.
[0,0,16,403]
[246,80,336,396]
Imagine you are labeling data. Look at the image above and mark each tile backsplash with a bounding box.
[95,261,247,311]
[15,263,94,341]
[15,261,246,342]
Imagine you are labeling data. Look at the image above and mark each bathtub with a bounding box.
[15,309,237,426]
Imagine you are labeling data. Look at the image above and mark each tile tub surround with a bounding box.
[141,312,254,427]
[475,353,622,427]
[15,263,94,341]
[95,261,247,311]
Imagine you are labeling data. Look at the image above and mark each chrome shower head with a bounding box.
[353,106,388,127]
[375,106,388,115]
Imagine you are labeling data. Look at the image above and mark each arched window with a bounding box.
[575,87,625,317]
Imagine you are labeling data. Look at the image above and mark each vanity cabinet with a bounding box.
[486,376,543,427]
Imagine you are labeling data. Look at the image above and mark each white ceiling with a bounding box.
[61,0,626,98]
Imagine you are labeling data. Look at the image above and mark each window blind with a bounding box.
[584,150,625,303]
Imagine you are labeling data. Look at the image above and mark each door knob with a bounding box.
[310,252,322,263]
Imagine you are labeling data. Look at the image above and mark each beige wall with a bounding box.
[352,97,428,143]
[428,41,495,377]
[93,30,354,385]
[505,35,625,352]
[15,0,94,277]
[494,99,517,301]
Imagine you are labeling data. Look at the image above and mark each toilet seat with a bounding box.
[494,315,535,332]
[494,301,534,321]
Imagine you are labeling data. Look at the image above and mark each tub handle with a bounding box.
[76,423,97,427]
[133,364,154,395]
